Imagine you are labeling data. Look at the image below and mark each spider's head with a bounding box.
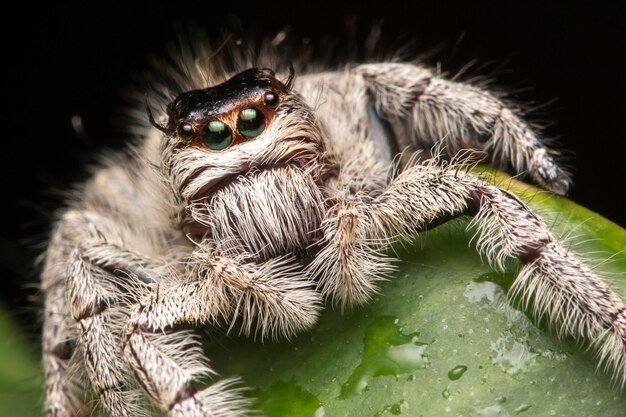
[157,67,333,200]
[156,68,336,242]
[163,67,291,149]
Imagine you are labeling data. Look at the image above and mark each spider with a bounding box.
[41,42,626,416]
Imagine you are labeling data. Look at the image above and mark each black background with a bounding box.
[3,1,626,337]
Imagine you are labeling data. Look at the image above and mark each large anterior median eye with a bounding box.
[203,121,233,150]
[237,108,266,138]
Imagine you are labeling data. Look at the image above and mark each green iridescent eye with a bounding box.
[237,108,266,138]
[203,121,232,150]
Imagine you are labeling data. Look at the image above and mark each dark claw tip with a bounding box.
[535,167,572,196]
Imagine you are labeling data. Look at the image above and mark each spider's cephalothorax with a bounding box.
[41,46,626,417]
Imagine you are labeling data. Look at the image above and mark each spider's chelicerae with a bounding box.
[42,42,626,417]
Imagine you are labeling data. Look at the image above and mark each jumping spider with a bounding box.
[42,43,626,416]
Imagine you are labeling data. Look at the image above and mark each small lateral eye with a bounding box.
[237,108,266,138]
[263,91,279,108]
[178,122,194,140]
[203,121,233,150]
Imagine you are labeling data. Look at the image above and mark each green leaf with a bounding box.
[2,171,624,416]
[0,306,44,417]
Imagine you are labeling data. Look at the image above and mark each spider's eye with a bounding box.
[237,108,266,138]
[263,91,279,108]
[203,121,233,150]
[178,122,194,140]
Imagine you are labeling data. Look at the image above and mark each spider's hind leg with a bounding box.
[355,62,571,195]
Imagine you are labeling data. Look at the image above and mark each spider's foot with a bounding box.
[169,378,251,417]
[530,150,572,195]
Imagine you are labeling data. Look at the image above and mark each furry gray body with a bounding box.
[41,45,625,417]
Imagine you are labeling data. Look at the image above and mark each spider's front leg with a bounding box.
[122,244,321,416]
[354,63,571,194]
[312,161,626,386]
[307,191,395,305]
